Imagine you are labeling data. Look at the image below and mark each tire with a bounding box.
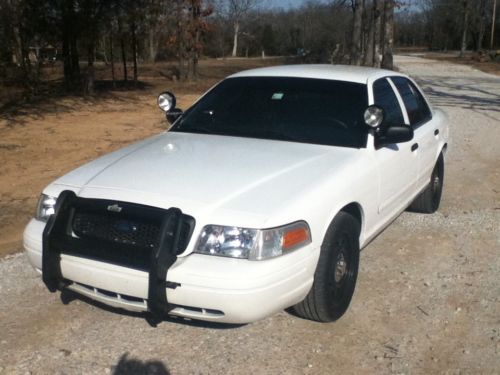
[293,211,360,322]
[409,153,444,214]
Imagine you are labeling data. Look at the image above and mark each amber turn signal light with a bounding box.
[282,226,310,250]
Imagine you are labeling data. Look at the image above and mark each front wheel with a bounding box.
[293,211,360,322]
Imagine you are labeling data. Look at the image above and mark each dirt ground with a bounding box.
[0,58,282,258]
[420,51,500,77]
[0,56,499,374]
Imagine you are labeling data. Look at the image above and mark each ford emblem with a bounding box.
[114,220,137,233]
[107,204,122,213]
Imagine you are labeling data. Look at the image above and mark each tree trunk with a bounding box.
[86,43,95,95]
[117,17,127,82]
[62,0,80,89]
[491,0,497,49]
[350,0,364,65]
[62,30,71,88]
[11,23,23,66]
[459,0,469,57]
[70,36,80,81]
[381,0,394,70]
[102,36,108,64]
[373,0,383,68]
[131,19,138,84]
[192,28,200,79]
[476,0,487,51]
[363,4,374,66]
[232,21,239,57]
[148,29,156,63]
[179,34,186,80]
[110,33,116,88]
[120,36,127,82]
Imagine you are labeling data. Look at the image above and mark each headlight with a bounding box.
[36,194,57,221]
[194,221,311,260]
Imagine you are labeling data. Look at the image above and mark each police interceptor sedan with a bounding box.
[24,65,449,324]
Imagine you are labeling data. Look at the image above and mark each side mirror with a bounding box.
[364,105,384,128]
[378,126,414,145]
[158,91,183,124]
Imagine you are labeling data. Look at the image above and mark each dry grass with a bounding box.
[0,57,284,257]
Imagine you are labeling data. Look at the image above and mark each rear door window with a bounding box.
[391,77,432,127]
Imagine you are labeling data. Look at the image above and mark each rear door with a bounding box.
[389,77,438,193]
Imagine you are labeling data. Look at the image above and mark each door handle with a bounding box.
[434,129,439,135]
[411,143,419,151]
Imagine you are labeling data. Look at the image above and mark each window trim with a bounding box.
[371,77,408,128]
[389,76,433,129]
[385,77,410,125]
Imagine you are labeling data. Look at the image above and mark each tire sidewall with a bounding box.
[314,212,360,321]
[431,154,444,212]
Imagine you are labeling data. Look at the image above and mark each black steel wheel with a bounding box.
[293,211,360,322]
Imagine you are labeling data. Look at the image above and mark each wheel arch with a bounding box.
[440,143,448,159]
[324,202,364,243]
[340,203,363,228]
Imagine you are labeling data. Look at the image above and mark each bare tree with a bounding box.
[186,0,213,79]
[471,0,488,50]
[144,0,168,63]
[116,8,128,82]
[350,0,364,65]
[459,0,469,57]
[491,0,497,49]
[373,0,383,67]
[221,0,260,57]
[363,1,374,66]
[168,0,212,80]
[381,0,394,69]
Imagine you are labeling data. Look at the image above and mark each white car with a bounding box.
[24,65,449,324]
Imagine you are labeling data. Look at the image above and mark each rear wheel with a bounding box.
[409,153,444,214]
[293,211,360,322]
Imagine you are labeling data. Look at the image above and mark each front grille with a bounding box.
[73,212,161,249]
[56,198,195,271]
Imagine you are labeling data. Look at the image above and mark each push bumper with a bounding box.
[24,219,317,324]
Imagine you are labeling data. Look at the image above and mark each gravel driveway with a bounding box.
[1,55,499,374]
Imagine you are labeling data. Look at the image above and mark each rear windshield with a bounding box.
[172,77,369,148]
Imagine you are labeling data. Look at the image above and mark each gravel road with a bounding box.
[1,56,499,374]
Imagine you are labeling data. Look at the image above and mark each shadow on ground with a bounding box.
[0,79,153,127]
[112,353,170,375]
[415,76,500,114]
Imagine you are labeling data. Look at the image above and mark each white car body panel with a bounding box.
[24,65,449,323]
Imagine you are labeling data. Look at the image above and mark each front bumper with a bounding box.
[24,219,317,324]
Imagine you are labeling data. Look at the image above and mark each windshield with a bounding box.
[172,77,369,148]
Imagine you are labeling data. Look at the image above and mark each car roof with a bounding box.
[228,64,407,84]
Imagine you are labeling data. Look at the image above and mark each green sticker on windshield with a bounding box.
[271,92,284,100]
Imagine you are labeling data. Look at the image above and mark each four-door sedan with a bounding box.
[24,64,448,324]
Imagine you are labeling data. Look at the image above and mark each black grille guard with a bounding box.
[42,190,195,322]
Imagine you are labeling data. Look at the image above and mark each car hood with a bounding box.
[49,132,362,228]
